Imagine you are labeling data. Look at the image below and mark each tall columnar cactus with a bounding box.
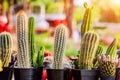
[106,38,117,59]
[93,45,103,67]
[53,24,66,69]
[78,31,99,69]
[28,17,35,65]
[81,2,93,38]
[28,17,44,67]
[16,10,31,68]
[0,32,12,67]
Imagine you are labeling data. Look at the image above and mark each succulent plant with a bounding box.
[98,54,116,76]
[0,32,12,67]
[78,31,99,69]
[106,38,117,60]
[100,61,115,76]
[93,45,103,67]
[16,10,31,68]
[52,24,66,69]
[28,17,44,67]
[81,2,93,38]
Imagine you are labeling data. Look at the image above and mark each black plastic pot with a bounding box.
[14,68,37,80]
[100,76,115,80]
[72,69,99,80]
[47,69,70,80]
[36,67,43,80]
[0,67,13,80]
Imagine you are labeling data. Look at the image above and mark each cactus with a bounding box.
[36,46,44,67]
[81,2,93,38]
[28,17,36,66]
[98,54,116,76]
[100,61,115,76]
[106,38,117,59]
[28,17,44,67]
[16,10,31,68]
[53,24,66,69]
[78,31,99,69]
[93,45,103,67]
[0,32,12,67]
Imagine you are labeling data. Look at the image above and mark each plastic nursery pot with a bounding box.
[0,67,13,80]
[72,69,99,80]
[36,67,43,80]
[47,69,70,80]
[14,67,37,80]
[100,76,115,80]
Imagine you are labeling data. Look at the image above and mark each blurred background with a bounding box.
[0,0,120,57]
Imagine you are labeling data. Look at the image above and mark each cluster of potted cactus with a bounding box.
[0,2,120,80]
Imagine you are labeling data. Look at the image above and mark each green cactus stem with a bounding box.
[93,45,103,67]
[106,38,117,59]
[16,10,31,68]
[0,32,12,67]
[81,2,93,38]
[28,17,36,66]
[79,31,99,69]
[53,24,66,69]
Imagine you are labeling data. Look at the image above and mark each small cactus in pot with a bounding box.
[98,54,116,80]
[47,24,70,80]
[0,32,13,80]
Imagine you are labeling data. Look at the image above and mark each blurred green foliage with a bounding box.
[35,32,78,56]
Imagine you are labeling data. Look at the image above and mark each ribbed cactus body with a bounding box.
[81,2,93,38]
[53,24,66,69]
[106,38,117,59]
[0,32,12,67]
[100,61,115,76]
[79,31,99,69]
[28,17,36,66]
[37,46,44,67]
[93,45,103,67]
[16,11,31,68]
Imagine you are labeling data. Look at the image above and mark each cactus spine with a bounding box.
[28,17,44,67]
[0,32,12,67]
[106,38,117,59]
[53,24,66,69]
[16,10,31,68]
[81,2,93,38]
[78,31,99,69]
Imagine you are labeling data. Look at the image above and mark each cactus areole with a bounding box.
[53,24,66,69]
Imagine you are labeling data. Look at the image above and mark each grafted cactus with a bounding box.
[81,2,93,38]
[16,10,31,68]
[53,24,66,69]
[0,32,12,67]
[78,31,99,69]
